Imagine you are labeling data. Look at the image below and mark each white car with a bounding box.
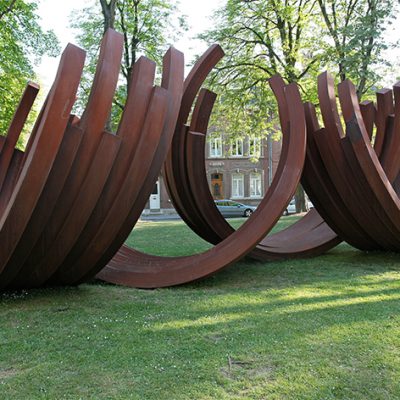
[283,199,296,215]
[283,199,314,215]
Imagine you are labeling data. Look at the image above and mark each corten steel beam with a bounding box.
[185,89,233,243]
[374,88,394,157]
[45,56,158,285]
[0,136,5,153]
[8,123,84,289]
[379,83,400,182]
[0,149,24,217]
[313,73,399,250]
[0,82,39,193]
[0,44,86,287]
[170,49,223,236]
[337,80,400,243]
[0,84,40,216]
[52,47,185,286]
[96,82,306,288]
[160,45,225,237]
[360,100,376,140]
[4,28,400,291]
[8,29,125,289]
[337,79,400,249]
[176,77,340,259]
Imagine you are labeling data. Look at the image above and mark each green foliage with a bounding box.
[317,0,398,97]
[199,0,398,142]
[0,0,59,147]
[200,0,322,141]
[71,0,188,131]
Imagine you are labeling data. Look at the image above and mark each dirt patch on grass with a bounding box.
[220,356,275,382]
[0,367,18,380]
[205,333,226,343]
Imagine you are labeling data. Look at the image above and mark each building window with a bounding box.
[209,137,222,157]
[249,138,261,157]
[231,139,243,157]
[232,173,244,198]
[250,173,262,197]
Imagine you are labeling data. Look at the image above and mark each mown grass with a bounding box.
[1,216,400,399]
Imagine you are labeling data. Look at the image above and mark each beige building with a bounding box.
[144,135,282,213]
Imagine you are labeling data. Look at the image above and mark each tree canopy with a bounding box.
[199,0,398,211]
[0,0,59,146]
[318,0,397,97]
[199,0,398,142]
[71,0,187,129]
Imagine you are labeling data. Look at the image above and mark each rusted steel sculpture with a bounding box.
[97,70,307,288]
[0,29,183,290]
[1,28,400,291]
[0,43,86,289]
[157,73,340,261]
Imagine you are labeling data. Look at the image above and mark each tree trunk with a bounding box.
[99,0,117,132]
[295,185,307,213]
[99,0,116,31]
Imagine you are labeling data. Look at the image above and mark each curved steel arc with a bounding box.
[96,82,306,288]
[162,45,225,235]
[0,82,39,193]
[374,88,394,157]
[9,123,84,289]
[315,72,393,250]
[55,47,185,286]
[379,83,400,182]
[337,80,400,244]
[337,80,400,249]
[9,29,125,288]
[359,101,375,140]
[0,43,86,288]
[180,75,339,259]
[5,32,400,291]
[45,56,157,285]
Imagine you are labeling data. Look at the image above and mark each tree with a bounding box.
[317,0,398,98]
[199,0,398,211]
[0,0,59,147]
[200,0,321,211]
[71,0,187,129]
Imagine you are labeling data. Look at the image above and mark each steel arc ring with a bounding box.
[1,29,400,291]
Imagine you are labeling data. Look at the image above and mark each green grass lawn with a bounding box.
[1,216,400,399]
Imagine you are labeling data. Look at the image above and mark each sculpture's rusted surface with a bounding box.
[1,29,400,291]
[0,43,86,289]
[97,79,306,288]
[163,74,340,262]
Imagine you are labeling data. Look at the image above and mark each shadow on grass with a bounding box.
[1,245,400,399]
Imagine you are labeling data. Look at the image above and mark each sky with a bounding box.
[35,0,224,91]
[35,0,400,91]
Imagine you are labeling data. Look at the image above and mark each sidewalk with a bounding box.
[139,212,182,221]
